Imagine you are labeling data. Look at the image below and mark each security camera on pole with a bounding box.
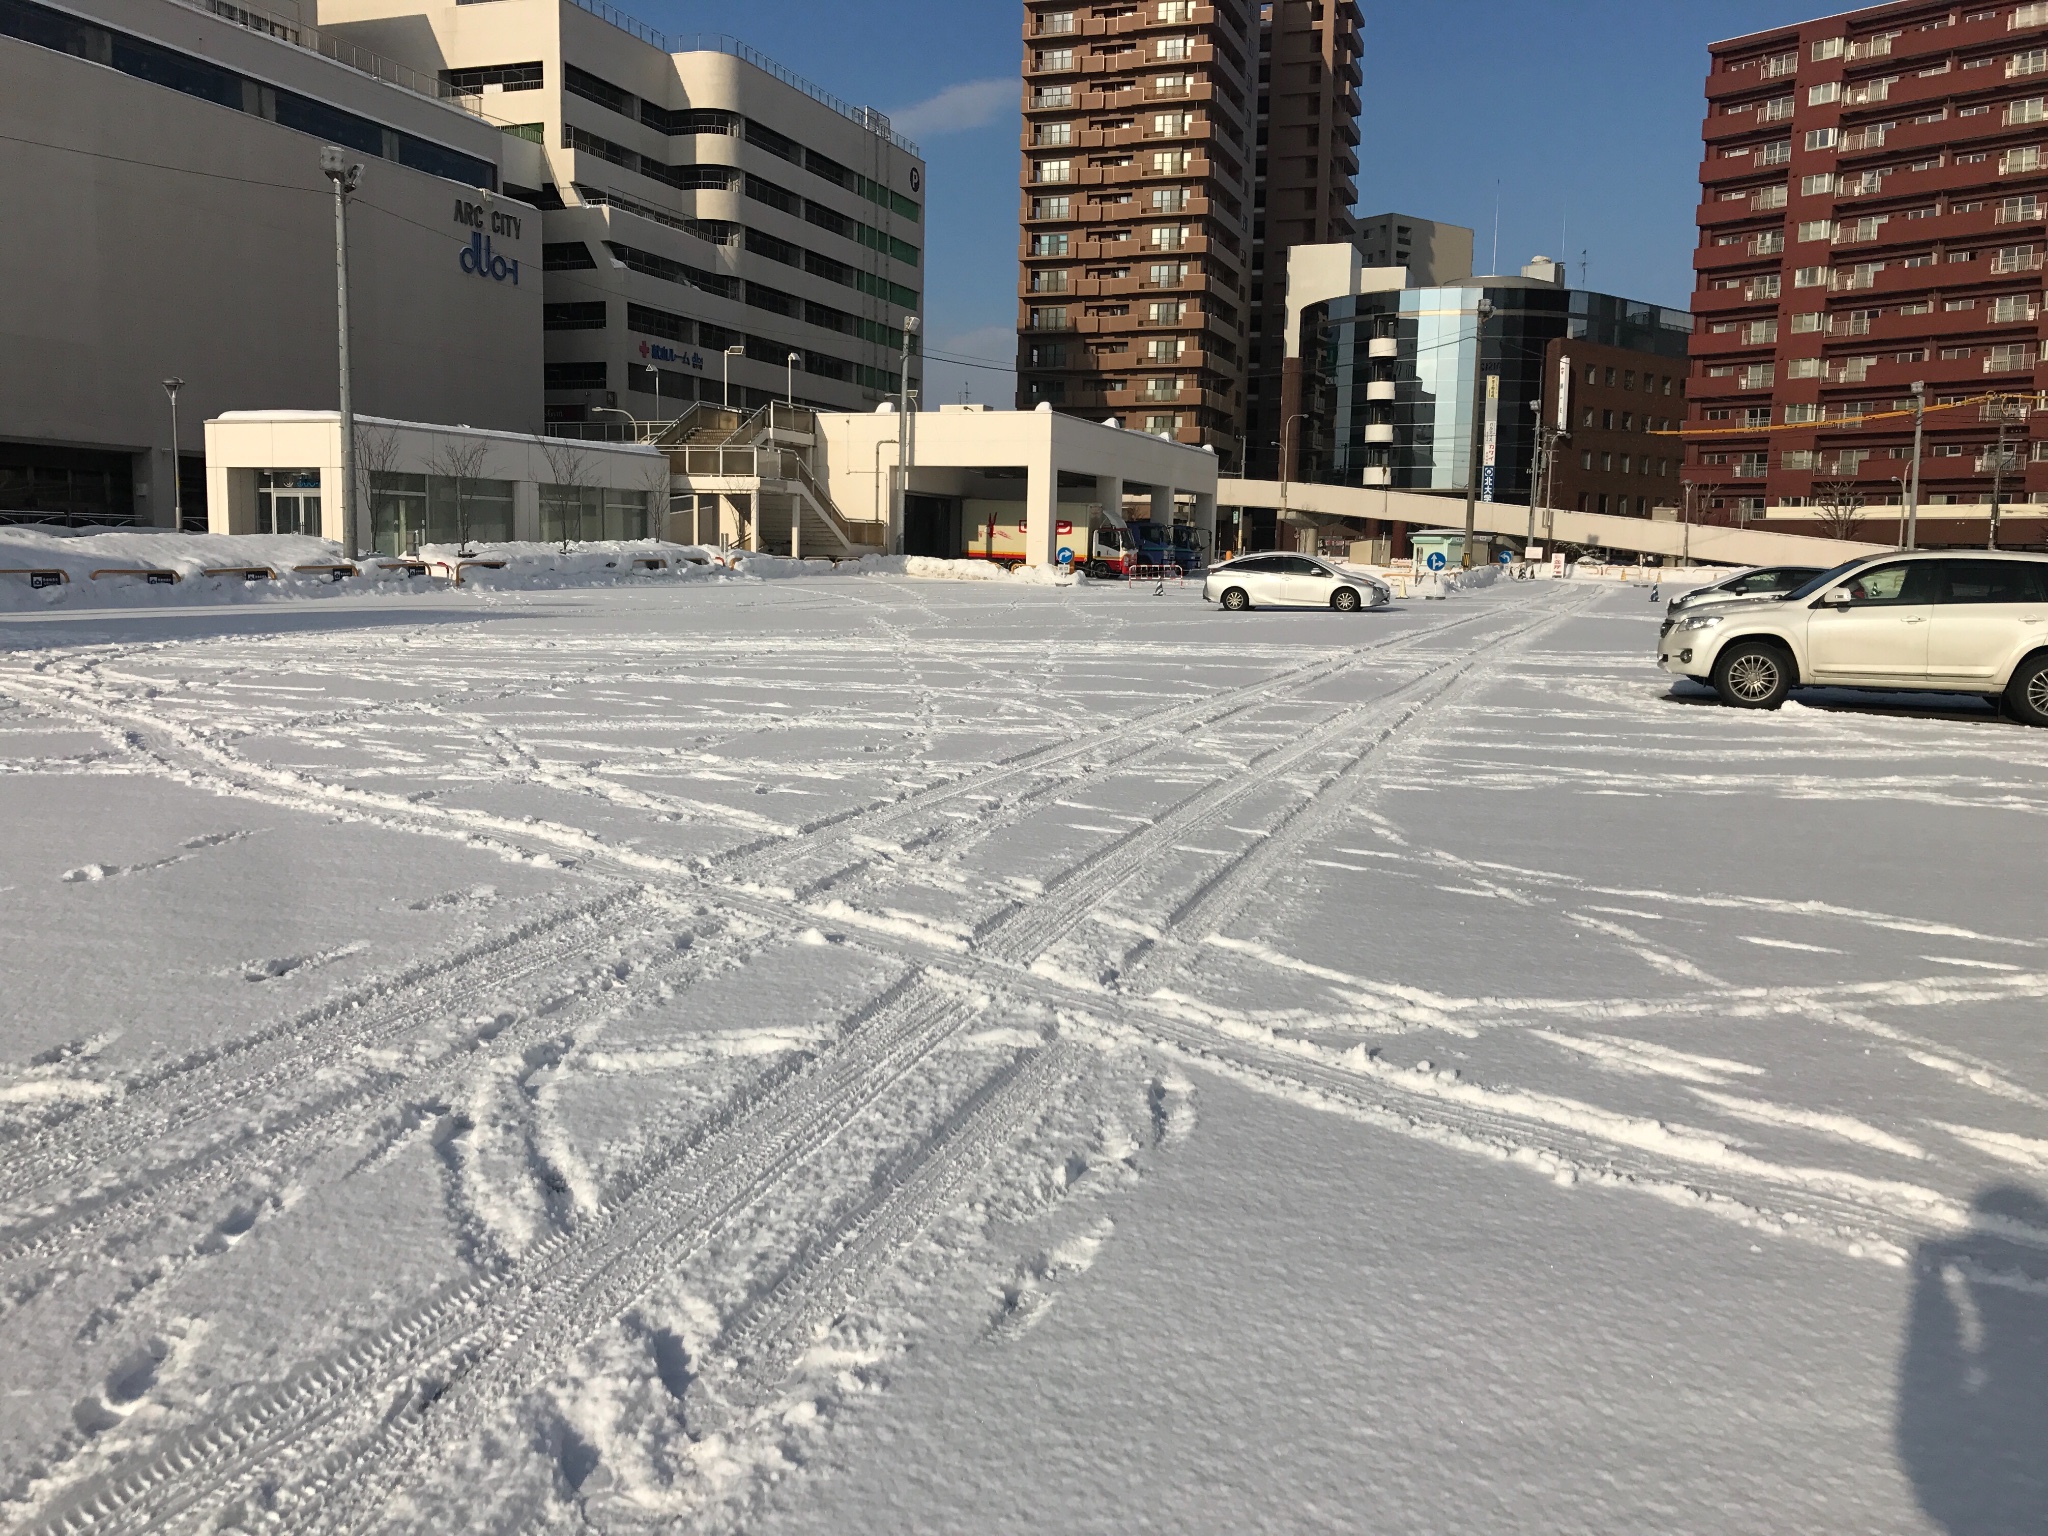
[320,146,363,558]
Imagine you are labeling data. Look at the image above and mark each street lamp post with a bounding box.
[1989,392,2019,551]
[894,316,920,555]
[722,344,745,410]
[786,351,800,407]
[161,378,185,531]
[1460,298,1495,568]
[319,147,363,557]
[1278,411,1309,552]
[592,405,643,439]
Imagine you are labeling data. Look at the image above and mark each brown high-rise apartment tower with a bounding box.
[1693,0,2048,543]
[1016,1,1360,476]
[1248,0,1363,481]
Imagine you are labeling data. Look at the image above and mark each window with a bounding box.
[1760,140,1793,165]
[1802,172,1837,195]
[1032,85,1072,108]
[1030,232,1069,255]
[1841,562,1938,605]
[543,241,596,270]
[2011,96,2048,124]
[1030,196,1070,220]
[441,61,543,94]
[1806,126,1839,149]
[1813,37,1844,60]
[1580,450,1593,470]
[1790,311,1824,333]
[1035,158,1072,183]
[1809,81,1841,104]
[1148,300,1184,323]
[1940,560,2048,603]
[1148,261,1188,285]
[1036,48,1075,70]
[1601,453,1614,471]
[1602,409,1615,428]
[1037,11,1075,33]
[1034,121,1073,146]
[1798,219,1832,241]
[542,301,606,331]
[1151,112,1194,135]
[1029,268,1068,292]
[1149,224,1190,249]
[1753,184,1789,209]
[1787,356,1821,378]
[1794,265,1828,287]
[1030,306,1069,329]
[1152,150,1192,174]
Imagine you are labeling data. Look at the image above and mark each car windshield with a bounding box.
[1783,557,1881,602]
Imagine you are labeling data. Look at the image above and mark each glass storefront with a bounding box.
[540,484,648,543]
[370,471,427,556]
[256,469,320,535]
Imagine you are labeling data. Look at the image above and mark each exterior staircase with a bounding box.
[651,402,873,557]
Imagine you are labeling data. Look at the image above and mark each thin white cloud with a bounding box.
[890,78,1016,137]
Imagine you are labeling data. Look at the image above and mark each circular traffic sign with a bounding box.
[1425,551,1447,571]
[1056,547,1074,564]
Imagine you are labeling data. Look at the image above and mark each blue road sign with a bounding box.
[1056,547,1074,564]
[1425,551,1447,571]
[1498,549,1513,564]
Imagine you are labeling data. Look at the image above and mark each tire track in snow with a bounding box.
[0,902,758,1322]
[0,886,649,1221]
[715,606,1509,902]
[14,975,990,1535]
[972,595,1597,972]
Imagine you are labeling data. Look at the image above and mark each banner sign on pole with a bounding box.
[1556,354,1572,432]
[1480,374,1500,502]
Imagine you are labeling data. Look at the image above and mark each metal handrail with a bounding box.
[173,0,510,125]
[560,0,922,156]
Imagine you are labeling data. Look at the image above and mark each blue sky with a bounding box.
[643,0,1806,402]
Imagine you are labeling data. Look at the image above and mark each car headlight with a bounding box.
[1677,613,1724,632]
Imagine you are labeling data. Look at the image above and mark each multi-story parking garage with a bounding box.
[319,0,927,428]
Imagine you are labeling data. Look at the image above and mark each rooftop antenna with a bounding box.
[1579,249,1589,287]
[1490,179,1500,276]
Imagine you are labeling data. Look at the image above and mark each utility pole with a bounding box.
[1905,379,1925,550]
[894,316,919,555]
[320,146,363,556]
[1460,298,1494,568]
[161,378,185,531]
[1524,398,1542,550]
[1989,392,2018,551]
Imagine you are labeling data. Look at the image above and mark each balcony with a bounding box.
[1365,379,1395,401]
[1846,35,1893,61]
[1693,240,1780,274]
[1368,336,1398,358]
[1984,349,2041,372]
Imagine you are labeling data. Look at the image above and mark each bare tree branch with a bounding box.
[425,438,490,557]
[1813,478,1868,542]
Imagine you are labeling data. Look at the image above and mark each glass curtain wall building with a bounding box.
[1304,281,1690,504]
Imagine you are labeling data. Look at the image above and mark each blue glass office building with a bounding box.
[1300,278,1690,505]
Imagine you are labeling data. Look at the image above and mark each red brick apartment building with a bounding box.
[1694,0,2048,545]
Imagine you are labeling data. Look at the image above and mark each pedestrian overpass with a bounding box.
[1217,478,1892,567]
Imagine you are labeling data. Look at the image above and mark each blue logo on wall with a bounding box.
[639,340,705,369]
[460,231,520,285]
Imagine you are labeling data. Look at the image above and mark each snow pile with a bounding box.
[846,554,1084,585]
[0,527,390,613]
[413,540,726,590]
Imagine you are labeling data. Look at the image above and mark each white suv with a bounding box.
[1658,550,2048,725]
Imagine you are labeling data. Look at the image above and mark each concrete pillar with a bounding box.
[791,494,801,558]
[744,492,758,552]
[512,480,541,543]
[1095,474,1124,526]
[1150,483,1174,526]
[1023,455,1058,567]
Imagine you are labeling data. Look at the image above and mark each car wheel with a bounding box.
[1711,640,1792,710]
[2004,653,2048,727]
[1331,587,1361,613]
[1220,586,1250,612]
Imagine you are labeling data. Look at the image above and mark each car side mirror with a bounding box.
[1820,587,1851,606]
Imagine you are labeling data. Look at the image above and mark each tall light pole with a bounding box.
[1988,392,2019,551]
[1460,297,1495,568]
[320,147,363,556]
[1524,397,1541,550]
[786,351,800,407]
[1905,378,1925,550]
[894,316,919,555]
[161,378,185,531]
[722,344,744,410]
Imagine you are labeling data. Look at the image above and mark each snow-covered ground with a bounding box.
[0,575,2042,1533]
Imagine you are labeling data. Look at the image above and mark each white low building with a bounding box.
[663,402,1219,567]
[204,411,667,553]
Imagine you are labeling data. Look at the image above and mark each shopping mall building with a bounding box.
[0,0,923,531]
